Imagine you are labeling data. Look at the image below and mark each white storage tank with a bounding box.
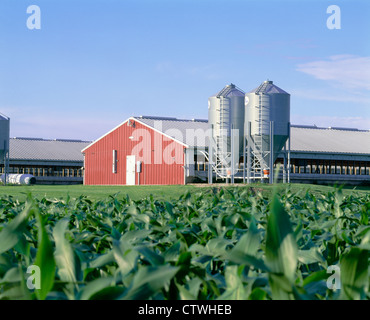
[244,80,290,175]
[0,174,36,185]
[0,113,10,157]
[0,113,10,184]
[208,84,245,177]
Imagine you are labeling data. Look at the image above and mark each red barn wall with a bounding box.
[83,119,185,185]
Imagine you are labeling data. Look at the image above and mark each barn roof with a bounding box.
[10,138,90,161]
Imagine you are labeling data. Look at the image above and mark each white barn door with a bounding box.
[126,155,136,185]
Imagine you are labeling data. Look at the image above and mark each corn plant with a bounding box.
[0,187,369,300]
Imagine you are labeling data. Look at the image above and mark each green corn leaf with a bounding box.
[186,277,202,298]
[217,265,248,300]
[225,250,269,272]
[233,217,260,257]
[265,196,298,299]
[34,210,56,300]
[89,286,126,300]
[0,200,33,254]
[358,229,370,251]
[340,248,369,300]
[113,239,138,278]
[303,269,327,287]
[1,267,21,283]
[176,282,197,300]
[266,196,298,279]
[302,269,328,298]
[136,246,164,266]
[0,254,13,278]
[164,201,175,218]
[249,287,268,300]
[120,265,179,300]
[120,229,152,245]
[298,248,326,267]
[89,251,115,269]
[79,277,115,300]
[53,218,80,298]
[0,283,26,300]
[163,240,181,262]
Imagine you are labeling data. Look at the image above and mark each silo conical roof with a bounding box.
[249,80,289,94]
[211,83,245,98]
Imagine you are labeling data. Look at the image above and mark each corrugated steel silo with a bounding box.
[208,84,245,179]
[244,80,290,182]
[0,113,10,152]
[0,113,10,185]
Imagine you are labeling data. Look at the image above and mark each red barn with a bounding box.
[81,116,209,185]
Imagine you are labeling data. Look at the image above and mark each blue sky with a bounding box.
[1,0,369,140]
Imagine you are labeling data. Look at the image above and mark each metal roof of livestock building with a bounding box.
[132,116,370,156]
[289,126,370,155]
[9,138,90,163]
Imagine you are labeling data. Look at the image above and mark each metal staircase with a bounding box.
[254,81,270,94]
[249,92,271,179]
[215,97,231,177]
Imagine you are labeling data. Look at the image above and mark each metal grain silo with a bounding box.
[244,80,290,183]
[208,84,245,180]
[0,113,10,185]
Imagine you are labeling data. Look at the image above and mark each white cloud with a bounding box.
[296,55,370,91]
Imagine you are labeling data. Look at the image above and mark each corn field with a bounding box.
[0,186,369,300]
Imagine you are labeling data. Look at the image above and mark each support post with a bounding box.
[269,121,274,184]
[231,124,234,184]
[208,125,213,184]
[243,132,246,184]
[247,121,251,184]
[287,122,291,184]
[283,144,287,183]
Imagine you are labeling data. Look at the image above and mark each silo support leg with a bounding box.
[283,145,287,184]
[247,121,251,184]
[269,121,274,184]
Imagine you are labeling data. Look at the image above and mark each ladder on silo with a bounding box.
[255,81,270,94]
[255,95,263,173]
[251,93,269,178]
[214,96,231,178]
[255,80,270,154]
